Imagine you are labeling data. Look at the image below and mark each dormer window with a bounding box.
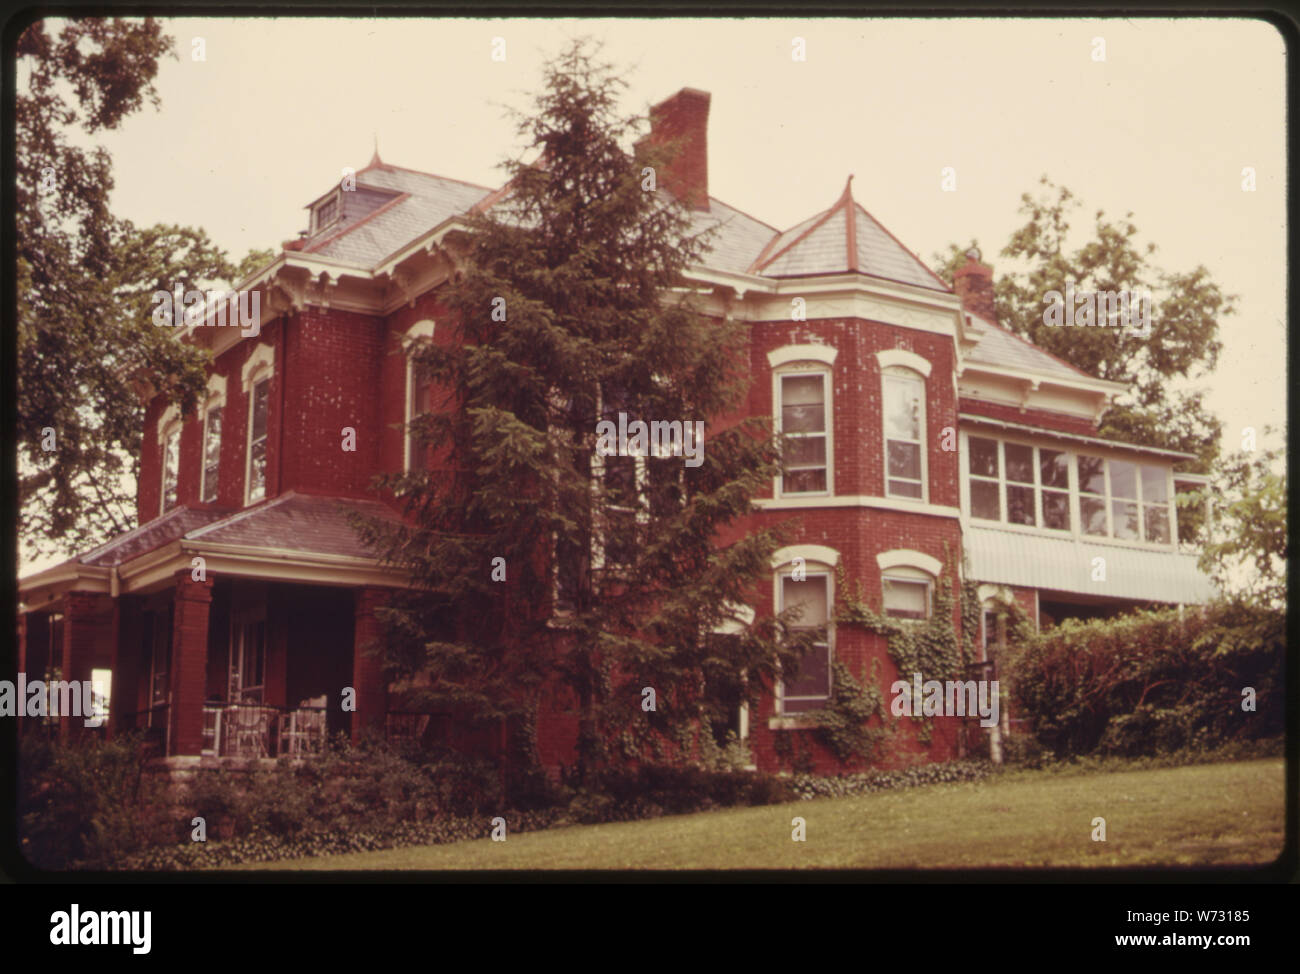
[314,194,339,233]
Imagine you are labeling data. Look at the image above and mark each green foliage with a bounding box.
[834,564,963,686]
[18,733,172,870]
[788,760,995,801]
[802,660,892,765]
[16,20,273,557]
[933,177,1233,522]
[1004,601,1284,758]
[1187,430,1286,608]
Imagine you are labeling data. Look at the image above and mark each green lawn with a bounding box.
[243,758,1286,871]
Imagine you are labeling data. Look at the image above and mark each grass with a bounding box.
[242,758,1286,871]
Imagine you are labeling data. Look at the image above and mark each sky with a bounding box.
[21,16,1287,573]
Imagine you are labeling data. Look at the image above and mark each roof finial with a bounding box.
[368,132,382,169]
[839,173,855,204]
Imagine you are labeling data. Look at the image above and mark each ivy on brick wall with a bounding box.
[802,659,893,764]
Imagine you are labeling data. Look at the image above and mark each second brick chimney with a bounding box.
[639,88,711,211]
[953,248,998,323]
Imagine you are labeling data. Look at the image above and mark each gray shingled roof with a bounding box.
[747,181,949,292]
[80,506,230,567]
[965,312,1094,380]
[186,492,401,559]
[303,164,493,267]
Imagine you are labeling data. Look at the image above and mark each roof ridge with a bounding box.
[359,160,495,191]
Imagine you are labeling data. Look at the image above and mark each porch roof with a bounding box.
[20,492,407,608]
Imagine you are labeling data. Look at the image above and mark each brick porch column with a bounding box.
[61,592,114,742]
[351,587,390,743]
[169,572,213,757]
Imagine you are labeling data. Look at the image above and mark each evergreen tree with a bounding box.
[358,40,816,787]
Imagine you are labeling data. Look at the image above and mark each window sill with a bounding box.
[768,715,824,731]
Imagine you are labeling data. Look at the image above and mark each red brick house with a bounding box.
[16,87,1215,775]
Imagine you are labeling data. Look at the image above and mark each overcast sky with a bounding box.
[25,16,1286,572]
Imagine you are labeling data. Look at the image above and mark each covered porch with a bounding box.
[17,493,415,761]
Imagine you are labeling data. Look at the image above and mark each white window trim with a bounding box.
[773,362,834,498]
[402,320,436,473]
[876,348,932,378]
[768,343,837,368]
[876,549,943,578]
[960,430,1178,551]
[240,342,275,393]
[772,562,836,719]
[314,191,341,233]
[772,544,841,570]
[882,365,928,502]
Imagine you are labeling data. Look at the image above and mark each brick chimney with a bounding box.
[953,247,997,323]
[639,88,710,211]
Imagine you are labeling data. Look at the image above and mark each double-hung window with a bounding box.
[161,427,180,513]
[883,368,926,499]
[246,378,269,504]
[778,572,832,713]
[778,371,829,494]
[882,568,932,621]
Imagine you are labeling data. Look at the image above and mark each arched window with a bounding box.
[158,405,182,515]
[200,374,227,504]
[770,345,837,498]
[402,320,435,473]
[877,549,941,622]
[241,343,275,505]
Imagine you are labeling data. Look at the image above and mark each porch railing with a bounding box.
[202,702,328,759]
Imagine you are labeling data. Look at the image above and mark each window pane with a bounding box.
[781,375,825,433]
[1040,449,1069,489]
[970,479,1000,520]
[249,438,267,498]
[883,578,929,619]
[647,457,683,518]
[782,576,828,627]
[785,435,826,468]
[1141,465,1168,503]
[889,479,923,498]
[783,644,831,709]
[883,375,921,440]
[604,455,637,506]
[1112,500,1139,539]
[888,441,921,480]
[163,430,179,509]
[1078,455,1106,495]
[1004,443,1034,484]
[968,437,999,478]
[1110,460,1137,500]
[1043,489,1070,530]
[1081,496,1107,536]
[784,468,826,493]
[1007,484,1036,526]
[251,381,269,441]
[203,409,222,502]
[1144,504,1170,544]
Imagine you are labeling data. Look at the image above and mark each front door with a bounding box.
[229,610,267,704]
